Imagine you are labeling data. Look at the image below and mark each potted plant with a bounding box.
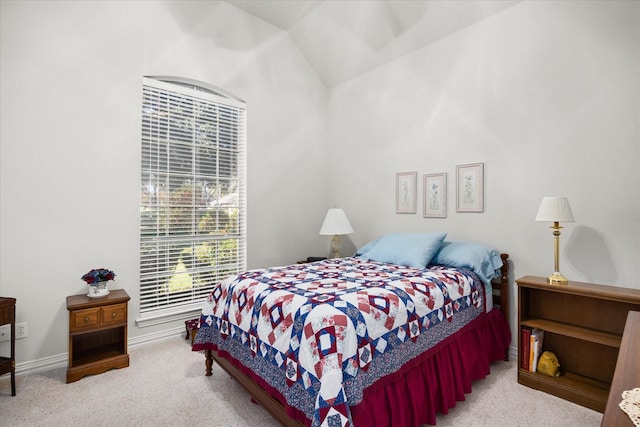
[81,268,116,298]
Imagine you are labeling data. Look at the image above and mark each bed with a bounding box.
[192,234,511,427]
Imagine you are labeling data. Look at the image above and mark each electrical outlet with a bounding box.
[16,322,27,339]
[0,323,27,341]
[0,324,9,342]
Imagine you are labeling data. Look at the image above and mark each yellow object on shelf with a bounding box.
[537,351,561,377]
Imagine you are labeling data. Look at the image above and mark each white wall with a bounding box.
[0,1,328,365]
[327,0,640,343]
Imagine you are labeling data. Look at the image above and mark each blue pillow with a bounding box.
[431,241,503,283]
[354,237,382,256]
[359,232,447,269]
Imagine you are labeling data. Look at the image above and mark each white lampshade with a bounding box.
[319,208,354,236]
[535,197,575,222]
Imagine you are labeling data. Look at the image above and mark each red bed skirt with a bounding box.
[350,308,511,426]
[200,308,510,427]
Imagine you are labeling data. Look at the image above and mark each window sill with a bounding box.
[135,302,203,328]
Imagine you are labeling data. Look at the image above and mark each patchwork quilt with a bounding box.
[194,257,486,427]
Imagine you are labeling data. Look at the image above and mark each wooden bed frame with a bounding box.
[202,253,510,427]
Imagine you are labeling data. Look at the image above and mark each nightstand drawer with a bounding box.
[70,307,99,331]
[101,303,126,325]
[0,304,14,324]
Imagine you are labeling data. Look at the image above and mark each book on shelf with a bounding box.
[520,326,532,370]
[529,328,544,373]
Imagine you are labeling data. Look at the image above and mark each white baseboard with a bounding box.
[11,327,185,377]
[14,353,68,376]
[128,325,185,349]
[9,331,519,377]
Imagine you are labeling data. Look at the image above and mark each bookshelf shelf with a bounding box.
[516,275,640,413]
[520,319,621,348]
[518,370,609,410]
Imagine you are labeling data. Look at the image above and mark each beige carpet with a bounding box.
[0,335,603,427]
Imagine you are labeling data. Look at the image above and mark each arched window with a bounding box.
[139,76,246,323]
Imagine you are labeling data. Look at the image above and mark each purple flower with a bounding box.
[81,268,116,285]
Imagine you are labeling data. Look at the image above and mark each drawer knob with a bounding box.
[84,317,89,322]
[112,312,117,318]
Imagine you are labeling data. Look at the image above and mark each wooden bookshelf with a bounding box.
[516,276,640,412]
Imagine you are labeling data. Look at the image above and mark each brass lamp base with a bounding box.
[548,272,569,284]
[547,221,569,285]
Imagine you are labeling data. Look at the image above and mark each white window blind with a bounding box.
[140,77,246,317]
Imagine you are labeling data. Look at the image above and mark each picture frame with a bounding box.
[456,162,484,212]
[423,173,447,218]
[396,172,417,214]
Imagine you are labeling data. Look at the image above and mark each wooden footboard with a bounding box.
[202,254,511,425]
[205,347,304,427]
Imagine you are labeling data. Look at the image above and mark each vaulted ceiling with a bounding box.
[226,0,521,87]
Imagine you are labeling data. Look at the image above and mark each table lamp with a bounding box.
[535,196,575,284]
[319,208,354,258]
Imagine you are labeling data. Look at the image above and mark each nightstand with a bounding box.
[66,289,130,383]
[0,297,16,396]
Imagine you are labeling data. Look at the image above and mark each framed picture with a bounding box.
[423,173,446,218]
[396,172,417,214]
[456,162,484,212]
